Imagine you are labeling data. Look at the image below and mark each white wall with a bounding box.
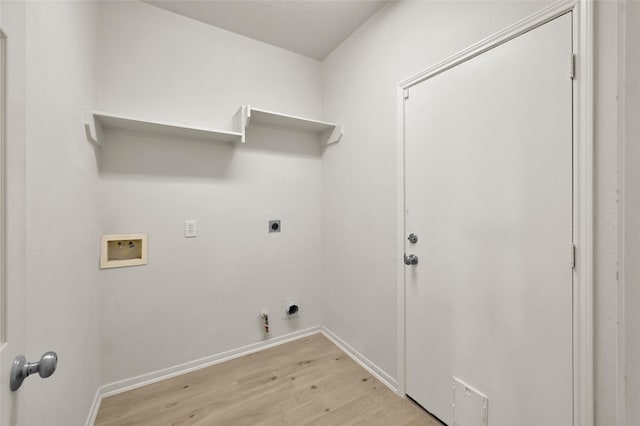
[322,1,621,424]
[623,1,640,424]
[322,0,551,389]
[97,1,325,384]
[22,2,101,425]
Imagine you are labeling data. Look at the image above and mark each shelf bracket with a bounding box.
[233,105,250,143]
[323,124,343,145]
[84,110,103,147]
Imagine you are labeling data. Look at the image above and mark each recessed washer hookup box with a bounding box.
[100,233,148,269]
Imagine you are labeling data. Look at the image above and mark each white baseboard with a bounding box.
[321,326,398,393]
[86,325,399,425]
[86,326,321,426]
[85,384,102,426]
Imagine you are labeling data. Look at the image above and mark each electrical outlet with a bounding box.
[184,220,197,238]
[269,220,281,233]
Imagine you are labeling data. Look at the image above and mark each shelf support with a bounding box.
[323,124,343,145]
[84,110,103,147]
[233,105,249,143]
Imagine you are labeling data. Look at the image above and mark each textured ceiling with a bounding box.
[144,0,388,60]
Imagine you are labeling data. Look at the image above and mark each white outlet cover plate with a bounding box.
[184,220,197,238]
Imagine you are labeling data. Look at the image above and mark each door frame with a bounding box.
[0,26,6,346]
[395,1,594,425]
[0,27,6,347]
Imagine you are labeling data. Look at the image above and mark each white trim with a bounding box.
[572,1,594,425]
[396,84,406,396]
[321,327,398,393]
[396,2,594,426]
[85,387,102,426]
[399,1,579,89]
[616,3,627,426]
[86,326,321,425]
[0,28,6,344]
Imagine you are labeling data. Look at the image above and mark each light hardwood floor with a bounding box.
[94,333,441,425]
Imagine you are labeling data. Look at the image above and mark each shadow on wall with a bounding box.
[98,130,235,179]
[242,126,323,157]
[97,125,323,179]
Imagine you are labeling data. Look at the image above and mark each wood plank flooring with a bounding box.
[94,333,441,426]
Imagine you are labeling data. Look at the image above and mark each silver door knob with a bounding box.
[10,351,58,391]
[404,254,418,265]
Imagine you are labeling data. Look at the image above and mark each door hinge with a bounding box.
[569,54,576,80]
[404,88,410,99]
[569,243,576,269]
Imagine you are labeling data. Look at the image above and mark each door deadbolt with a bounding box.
[407,233,418,244]
[404,254,418,265]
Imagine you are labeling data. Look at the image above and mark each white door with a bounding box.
[404,13,573,426]
[0,2,27,424]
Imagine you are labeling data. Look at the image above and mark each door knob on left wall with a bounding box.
[10,351,58,391]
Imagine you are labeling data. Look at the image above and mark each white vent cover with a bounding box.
[452,377,488,426]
